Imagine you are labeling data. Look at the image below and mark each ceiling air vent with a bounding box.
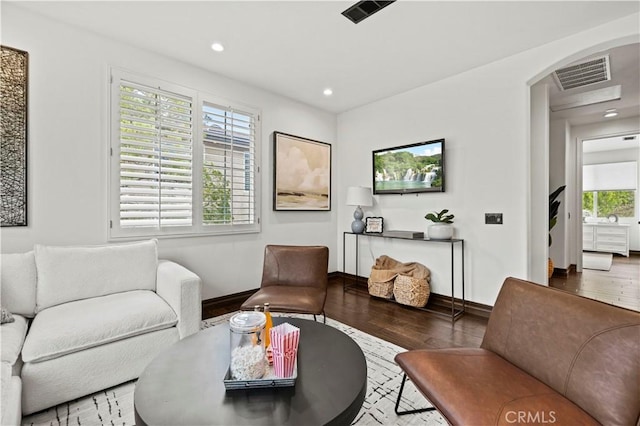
[553,55,611,91]
[342,1,395,24]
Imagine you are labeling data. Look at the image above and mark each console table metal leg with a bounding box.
[355,234,359,287]
[451,243,455,325]
[342,232,347,291]
[461,240,465,314]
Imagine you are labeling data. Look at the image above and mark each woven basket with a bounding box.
[393,274,430,307]
[367,268,397,299]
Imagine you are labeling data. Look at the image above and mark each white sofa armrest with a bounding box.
[156,260,202,338]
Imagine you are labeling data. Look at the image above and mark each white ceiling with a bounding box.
[11,1,640,117]
[583,134,639,153]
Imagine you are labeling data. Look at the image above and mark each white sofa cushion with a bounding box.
[21,327,178,415]
[1,361,22,426]
[34,239,158,312]
[22,290,177,363]
[1,314,29,366]
[1,251,37,317]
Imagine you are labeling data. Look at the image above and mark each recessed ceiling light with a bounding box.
[603,109,618,118]
[211,42,224,52]
[323,88,333,96]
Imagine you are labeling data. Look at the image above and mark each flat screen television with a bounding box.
[373,138,445,194]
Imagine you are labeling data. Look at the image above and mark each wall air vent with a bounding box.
[342,1,395,24]
[553,55,611,91]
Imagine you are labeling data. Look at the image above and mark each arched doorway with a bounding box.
[528,36,640,286]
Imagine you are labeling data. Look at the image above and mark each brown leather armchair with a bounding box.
[394,277,640,425]
[240,245,329,322]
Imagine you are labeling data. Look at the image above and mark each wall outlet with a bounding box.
[485,213,503,225]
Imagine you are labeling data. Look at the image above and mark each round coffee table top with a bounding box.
[134,317,367,426]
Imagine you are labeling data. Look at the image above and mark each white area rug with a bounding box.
[22,313,445,426]
[583,251,613,271]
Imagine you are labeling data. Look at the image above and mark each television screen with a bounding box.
[373,139,445,194]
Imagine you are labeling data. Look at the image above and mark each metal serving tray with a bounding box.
[223,360,297,390]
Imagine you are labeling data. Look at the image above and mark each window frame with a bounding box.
[109,69,261,240]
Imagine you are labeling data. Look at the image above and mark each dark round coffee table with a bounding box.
[134,317,367,426]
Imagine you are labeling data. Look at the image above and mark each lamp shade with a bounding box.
[346,186,372,207]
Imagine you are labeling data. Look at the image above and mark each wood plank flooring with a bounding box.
[550,253,640,311]
[203,276,488,351]
[204,254,638,352]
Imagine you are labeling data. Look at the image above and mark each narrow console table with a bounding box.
[342,232,465,323]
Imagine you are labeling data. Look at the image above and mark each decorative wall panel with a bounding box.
[1,45,28,226]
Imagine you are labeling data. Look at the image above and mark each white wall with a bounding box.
[337,13,639,306]
[3,4,638,306]
[549,119,570,269]
[0,5,338,300]
[530,82,551,285]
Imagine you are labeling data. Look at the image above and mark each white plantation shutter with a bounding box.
[202,101,257,227]
[109,70,260,238]
[119,81,193,229]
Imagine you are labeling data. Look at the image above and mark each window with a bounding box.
[201,101,256,227]
[582,161,637,219]
[583,190,635,218]
[110,70,260,238]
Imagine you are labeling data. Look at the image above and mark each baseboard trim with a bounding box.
[202,288,257,312]
[204,273,342,310]
[339,273,492,318]
[203,273,494,319]
[552,267,569,277]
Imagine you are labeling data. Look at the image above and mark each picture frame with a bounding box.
[273,132,331,211]
[365,217,384,233]
[1,45,28,227]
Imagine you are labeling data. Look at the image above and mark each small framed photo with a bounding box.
[365,217,384,233]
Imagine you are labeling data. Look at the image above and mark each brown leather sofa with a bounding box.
[395,277,640,425]
[240,245,329,320]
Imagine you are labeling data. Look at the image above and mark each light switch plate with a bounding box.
[485,213,503,225]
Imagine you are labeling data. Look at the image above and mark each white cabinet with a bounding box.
[583,224,630,257]
[582,225,595,250]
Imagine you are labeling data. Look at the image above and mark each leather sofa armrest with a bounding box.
[156,260,202,339]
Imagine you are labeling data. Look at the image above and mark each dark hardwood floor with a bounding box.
[204,254,638,350]
[203,276,488,351]
[550,252,640,311]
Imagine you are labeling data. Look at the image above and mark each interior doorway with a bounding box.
[581,133,639,262]
[577,133,639,272]
[553,131,640,311]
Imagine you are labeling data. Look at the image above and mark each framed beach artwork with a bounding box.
[273,132,331,211]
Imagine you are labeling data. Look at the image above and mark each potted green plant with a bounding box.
[548,185,566,277]
[425,209,454,239]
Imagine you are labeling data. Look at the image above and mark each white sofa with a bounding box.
[0,239,201,425]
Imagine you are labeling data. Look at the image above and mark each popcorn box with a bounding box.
[270,322,300,378]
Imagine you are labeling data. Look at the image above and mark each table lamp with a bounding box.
[346,186,372,234]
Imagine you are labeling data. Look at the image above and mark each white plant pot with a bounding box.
[428,223,454,240]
